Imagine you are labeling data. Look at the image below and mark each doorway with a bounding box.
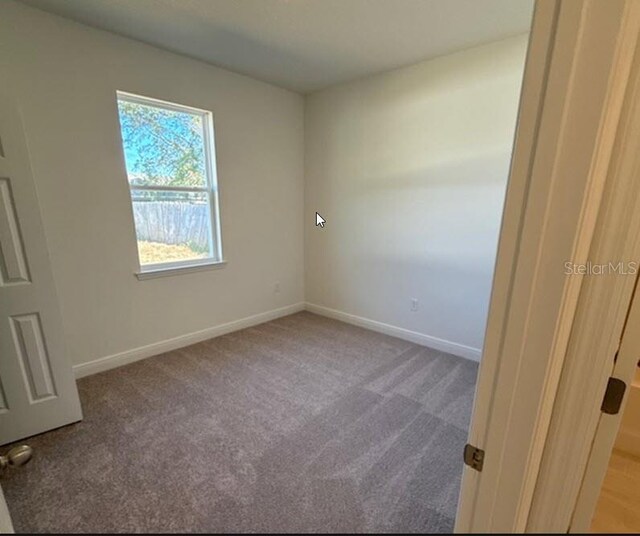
[591,365,640,532]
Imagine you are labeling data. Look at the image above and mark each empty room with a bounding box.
[3,0,606,532]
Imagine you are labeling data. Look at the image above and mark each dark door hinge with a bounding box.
[601,377,626,415]
[463,443,485,472]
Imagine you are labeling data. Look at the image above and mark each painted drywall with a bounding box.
[305,35,528,356]
[1,0,525,369]
[19,0,534,93]
[0,1,304,367]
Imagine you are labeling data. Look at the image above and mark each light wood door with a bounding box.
[0,86,82,445]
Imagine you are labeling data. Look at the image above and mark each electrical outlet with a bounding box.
[274,282,281,294]
[411,298,419,312]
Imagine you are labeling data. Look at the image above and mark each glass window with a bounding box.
[116,92,222,272]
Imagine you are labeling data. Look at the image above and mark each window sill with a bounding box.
[135,260,227,280]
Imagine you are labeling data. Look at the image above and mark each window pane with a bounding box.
[117,99,207,188]
[131,190,213,265]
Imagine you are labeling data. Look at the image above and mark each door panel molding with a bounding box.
[10,313,57,402]
[0,177,31,285]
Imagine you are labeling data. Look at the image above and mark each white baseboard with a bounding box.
[305,302,482,362]
[73,302,305,378]
[73,300,481,378]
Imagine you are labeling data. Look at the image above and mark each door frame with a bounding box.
[456,0,640,532]
[570,280,640,532]
[529,15,640,528]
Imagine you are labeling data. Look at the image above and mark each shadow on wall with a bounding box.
[305,35,527,353]
[313,44,523,185]
[100,4,347,91]
[354,149,511,261]
[308,149,511,350]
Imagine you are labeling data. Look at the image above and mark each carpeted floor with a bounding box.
[2,312,478,533]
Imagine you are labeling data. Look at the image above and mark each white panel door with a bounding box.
[0,85,82,445]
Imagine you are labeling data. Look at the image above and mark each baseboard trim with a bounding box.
[305,302,482,362]
[73,302,306,378]
[73,300,481,378]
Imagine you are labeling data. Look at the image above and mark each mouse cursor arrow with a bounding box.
[315,212,326,228]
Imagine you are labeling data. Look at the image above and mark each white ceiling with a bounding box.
[20,0,534,94]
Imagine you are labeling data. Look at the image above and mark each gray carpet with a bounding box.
[2,312,478,533]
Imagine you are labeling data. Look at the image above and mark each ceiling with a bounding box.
[20,0,534,94]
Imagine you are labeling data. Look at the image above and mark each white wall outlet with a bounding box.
[411,298,419,312]
[274,282,281,294]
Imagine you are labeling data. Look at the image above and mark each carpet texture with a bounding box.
[2,312,478,533]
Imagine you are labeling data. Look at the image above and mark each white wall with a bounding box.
[0,1,304,368]
[304,35,528,358]
[1,0,527,369]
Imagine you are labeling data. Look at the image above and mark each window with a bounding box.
[116,92,223,276]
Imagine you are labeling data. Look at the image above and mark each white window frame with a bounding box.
[116,91,224,279]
